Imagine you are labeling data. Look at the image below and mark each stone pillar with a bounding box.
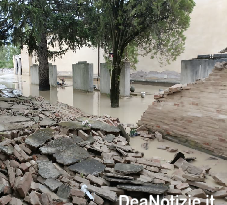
[72,61,93,92]
[49,65,57,87]
[30,64,39,85]
[100,63,110,94]
[120,62,130,97]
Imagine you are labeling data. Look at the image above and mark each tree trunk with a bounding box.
[37,32,50,91]
[110,54,122,108]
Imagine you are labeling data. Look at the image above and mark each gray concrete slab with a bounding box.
[69,158,106,176]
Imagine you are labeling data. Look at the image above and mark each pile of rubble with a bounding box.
[0,95,227,205]
[154,84,191,100]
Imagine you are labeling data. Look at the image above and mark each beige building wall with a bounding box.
[21,46,106,76]
[20,0,227,75]
[48,46,105,76]
[136,0,227,73]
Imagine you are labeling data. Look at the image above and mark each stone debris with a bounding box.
[167,148,178,152]
[0,93,226,205]
[0,195,12,205]
[187,181,219,192]
[117,184,168,194]
[53,145,90,165]
[114,163,143,174]
[182,173,205,182]
[37,160,60,179]
[39,137,74,154]
[44,178,63,191]
[25,129,53,148]
[57,184,71,199]
[155,131,164,142]
[212,172,227,186]
[86,185,117,202]
[69,158,106,176]
[213,190,227,199]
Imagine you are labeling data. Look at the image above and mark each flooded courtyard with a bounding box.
[0,73,170,124]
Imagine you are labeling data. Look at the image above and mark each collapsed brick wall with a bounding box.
[138,62,227,158]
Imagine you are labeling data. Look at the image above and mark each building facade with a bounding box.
[20,0,227,76]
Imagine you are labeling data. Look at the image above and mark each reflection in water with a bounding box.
[50,88,58,104]
[30,85,39,97]
[72,87,165,124]
[39,91,50,102]
[74,90,97,116]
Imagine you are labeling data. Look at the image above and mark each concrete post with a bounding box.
[72,61,93,92]
[30,64,39,85]
[49,65,57,87]
[100,63,110,94]
[120,62,130,97]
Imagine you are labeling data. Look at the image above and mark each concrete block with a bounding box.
[100,63,110,94]
[72,61,93,92]
[30,64,39,85]
[49,65,57,87]
[120,62,130,97]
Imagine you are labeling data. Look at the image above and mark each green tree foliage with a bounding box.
[0,45,20,68]
[0,0,90,90]
[89,0,195,108]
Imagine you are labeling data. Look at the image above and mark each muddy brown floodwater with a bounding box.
[0,73,170,124]
[1,73,227,204]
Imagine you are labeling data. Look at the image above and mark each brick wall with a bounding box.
[138,62,227,158]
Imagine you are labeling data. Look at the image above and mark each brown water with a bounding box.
[0,74,169,124]
[131,137,227,204]
[1,74,227,204]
